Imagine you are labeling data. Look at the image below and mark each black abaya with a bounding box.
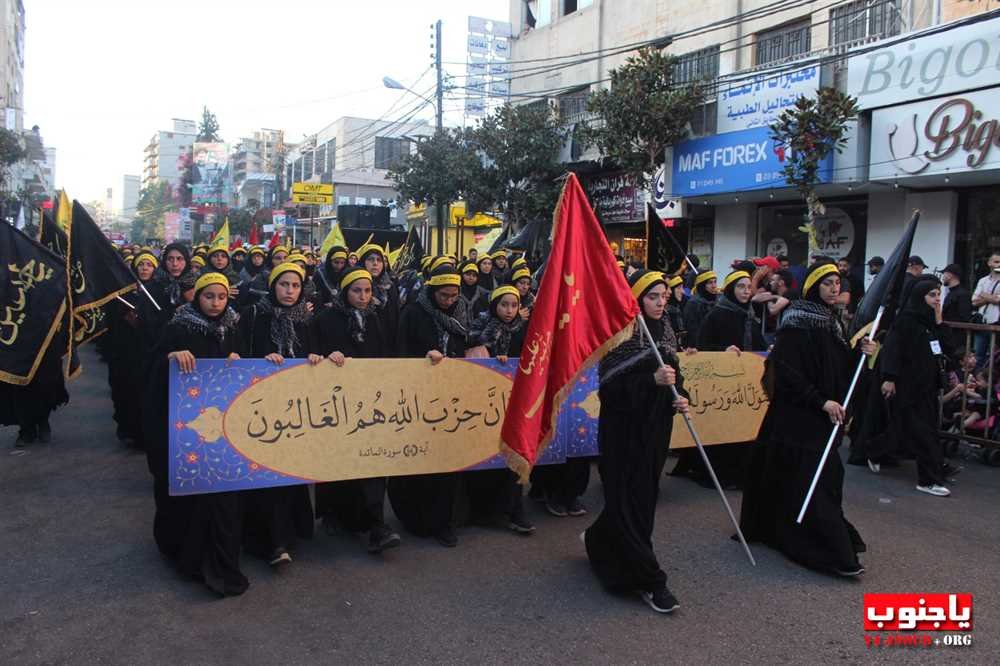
[143,314,248,596]
[584,350,683,593]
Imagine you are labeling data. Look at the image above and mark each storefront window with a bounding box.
[757,199,868,268]
[955,188,1000,287]
[622,236,647,265]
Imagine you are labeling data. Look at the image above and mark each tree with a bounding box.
[582,47,704,185]
[471,102,565,231]
[132,180,175,242]
[388,128,481,212]
[0,128,27,195]
[769,88,859,237]
[197,105,221,142]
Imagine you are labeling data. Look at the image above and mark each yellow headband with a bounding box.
[631,271,665,299]
[511,257,527,270]
[194,272,229,293]
[356,243,385,260]
[667,275,684,288]
[427,273,461,288]
[268,262,306,288]
[511,267,531,283]
[133,253,158,269]
[431,256,456,271]
[490,285,520,304]
[287,253,307,265]
[272,245,289,255]
[461,262,479,275]
[694,271,717,287]
[249,247,266,257]
[804,263,840,295]
[232,247,247,255]
[191,256,206,267]
[340,268,373,290]
[330,250,348,261]
[722,270,751,290]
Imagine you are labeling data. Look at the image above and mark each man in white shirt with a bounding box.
[971,252,1000,367]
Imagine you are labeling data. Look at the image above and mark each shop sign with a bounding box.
[717,65,819,133]
[582,172,642,223]
[812,208,855,260]
[869,86,1000,181]
[672,126,832,197]
[848,16,1000,110]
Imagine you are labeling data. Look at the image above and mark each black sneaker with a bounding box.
[368,526,401,554]
[834,565,866,577]
[941,463,961,478]
[545,500,568,518]
[434,527,458,548]
[638,588,680,614]
[268,547,292,567]
[508,514,536,535]
[566,498,588,517]
[37,421,51,443]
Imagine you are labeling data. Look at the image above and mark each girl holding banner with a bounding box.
[308,267,402,554]
[237,263,315,567]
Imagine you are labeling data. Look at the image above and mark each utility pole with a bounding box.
[434,19,445,255]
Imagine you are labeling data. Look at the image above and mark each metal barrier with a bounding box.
[940,321,1000,466]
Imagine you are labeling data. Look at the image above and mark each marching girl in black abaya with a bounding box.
[308,268,402,554]
[666,275,687,349]
[739,262,875,577]
[476,254,495,292]
[107,252,160,448]
[584,270,690,614]
[464,286,535,535]
[458,261,490,320]
[389,267,468,547]
[239,247,266,284]
[237,263,315,566]
[878,276,953,497]
[246,245,290,304]
[674,270,766,488]
[358,244,401,350]
[682,270,718,344]
[143,272,249,596]
[310,245,349,308]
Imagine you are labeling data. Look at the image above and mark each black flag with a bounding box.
[849,210,920,340]
[38,210,68,258]
[68,201,136,313]
[645,202,688,275]
[505,220,541,257]
[488,224,511,254]
[0,223,69,385]
[397,225,425,272]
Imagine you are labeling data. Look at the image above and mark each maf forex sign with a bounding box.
[291,182,334,205]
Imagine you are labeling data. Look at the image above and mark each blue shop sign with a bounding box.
[671,126,831,197]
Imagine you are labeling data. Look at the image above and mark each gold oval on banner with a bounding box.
[222,359,513,481]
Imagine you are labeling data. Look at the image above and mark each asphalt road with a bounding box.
[2,346,998,665]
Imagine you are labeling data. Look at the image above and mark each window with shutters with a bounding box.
[755,20,812,66]
[829,0,901,47]
[374,136,407,170]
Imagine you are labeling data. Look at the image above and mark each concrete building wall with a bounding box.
[0,0,25,132]
[122,174,140,218]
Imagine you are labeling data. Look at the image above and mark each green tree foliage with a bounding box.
[388,128,481,212]
[197,106,221,143]
[131,181,174,242]
[582,47,704,184]
[0,128,27,194]
[770,88,859,230]
[471,102,565,229]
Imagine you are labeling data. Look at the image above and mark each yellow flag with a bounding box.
[355,232,375,252]
[319,222,347,258]
[388,243,403,269]
[56,190,72,231]
[209,218,230,254]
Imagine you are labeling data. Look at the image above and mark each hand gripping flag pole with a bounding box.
[636,315,756,567]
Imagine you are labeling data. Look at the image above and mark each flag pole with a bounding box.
[796,306,884,524]
[137,282,162,311]
[636,316,756,567]
[116,295,136,310]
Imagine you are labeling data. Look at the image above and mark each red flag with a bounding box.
[248,223,259,246]
[267,231,281,250]
[501,173,639,481]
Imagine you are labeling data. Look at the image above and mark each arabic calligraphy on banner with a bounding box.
[168,353,767,495]
[717,65,819,134]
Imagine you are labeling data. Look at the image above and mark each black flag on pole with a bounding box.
[645,202,687,275]
[38,210,68,258]
[0,223,69,385]
[849,210,920,341]
[68,201,136,313]
[397,225,425,272]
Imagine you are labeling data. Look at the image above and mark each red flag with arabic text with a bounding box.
[500,173,639,481]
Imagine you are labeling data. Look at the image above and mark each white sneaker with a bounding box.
[867,459,880,474]
[916,484,951,497]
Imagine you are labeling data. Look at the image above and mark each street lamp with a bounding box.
[382,73,445,253]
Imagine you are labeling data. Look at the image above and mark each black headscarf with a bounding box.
[333,272,378,344]
[778,262,847,346]
[153,242,192,307]
[716,273,757,350]
[417,268,468,351]
[599,270,676,386]
[479,289,525,356]
[902,275,942,329]
[254,266,310,357]
[171,279,239,342]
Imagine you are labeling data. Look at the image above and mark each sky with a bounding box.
[24,0,510,206]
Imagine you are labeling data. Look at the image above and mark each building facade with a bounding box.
[231,128,284,208]
[142,118,197,191]
[121,174,140,219]
[0,0,24,133]
[508,0,998,280]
